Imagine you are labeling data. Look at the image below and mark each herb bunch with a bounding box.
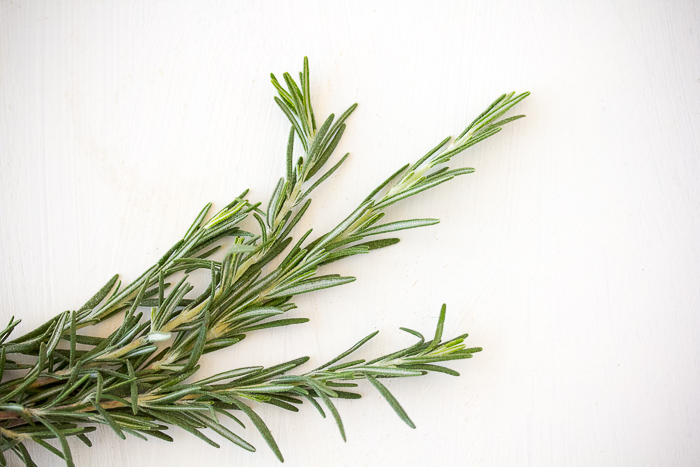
[0,58,528,466]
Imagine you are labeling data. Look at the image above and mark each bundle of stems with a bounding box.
[0,58,528,466]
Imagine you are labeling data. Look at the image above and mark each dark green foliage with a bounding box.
[0,58,526,465]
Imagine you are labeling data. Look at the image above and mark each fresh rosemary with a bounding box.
[0,58,528,466]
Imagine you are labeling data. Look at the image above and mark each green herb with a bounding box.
[0,58,528,465]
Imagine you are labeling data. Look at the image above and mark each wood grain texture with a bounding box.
[1,1,699,465]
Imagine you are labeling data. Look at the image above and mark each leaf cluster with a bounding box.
[0,58,527,466]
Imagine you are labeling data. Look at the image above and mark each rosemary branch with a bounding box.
[0,58,528,466]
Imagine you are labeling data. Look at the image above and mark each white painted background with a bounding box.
[1,1,699,466]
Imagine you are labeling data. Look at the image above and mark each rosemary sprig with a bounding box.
[0,58,528,466]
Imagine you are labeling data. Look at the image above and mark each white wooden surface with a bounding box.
[1,1,699,466]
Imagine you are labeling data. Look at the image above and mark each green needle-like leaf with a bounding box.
[91,401,125,440]
[267,275,356,298]
[231,399,284,462]
[317,390,346,442]
[366,376,415,429]
[359,218,440,236]
[426,304,447,353]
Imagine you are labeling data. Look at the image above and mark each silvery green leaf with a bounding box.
[236,384,297,394]
[359,218,439,236]
[367,376,415,429]
[267,275,356,298]
[225,307,285,323]
[355,367,423,377]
